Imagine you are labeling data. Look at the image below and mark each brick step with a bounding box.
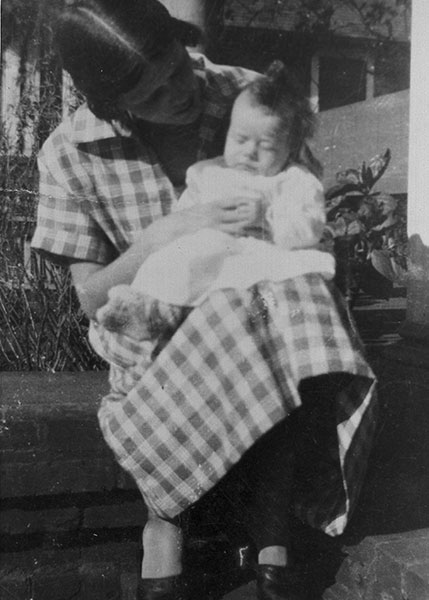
[3,336,429,600]
[0,492,147,540]
[0,372,122,499]
[0,541,140,600]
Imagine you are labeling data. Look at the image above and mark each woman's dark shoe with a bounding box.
[137,574,187,600]
[256,564,305,600]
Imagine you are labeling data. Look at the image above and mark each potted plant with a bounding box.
[323,149,408,304]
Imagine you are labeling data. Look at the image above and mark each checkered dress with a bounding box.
[32,55,377,537]
[32,54,256,264]
[92,276,376,537]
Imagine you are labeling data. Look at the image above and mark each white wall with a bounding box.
[159,0,205,30]
[314,89,409,193]
[1,48,21,146]
[407,0,429,245]
[1,45,40,155]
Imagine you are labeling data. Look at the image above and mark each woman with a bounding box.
[32,1,377,599]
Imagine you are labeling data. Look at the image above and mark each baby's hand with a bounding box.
[243,197,268,226]
[233,193,272,240]
[96,285,151,341]
[229,187,266,229]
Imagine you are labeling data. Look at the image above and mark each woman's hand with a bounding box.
[184,195,265,236]
[139,196,263,253]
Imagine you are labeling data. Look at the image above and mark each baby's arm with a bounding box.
[175,161,206,211]
[268,166,326,250]
[174,182,200,211]
[177,160,265,224]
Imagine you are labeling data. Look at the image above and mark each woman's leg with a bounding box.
[241,419,295,567]
[237,421,306,599]
[181,419,299,599]
[186,418,295,566]
[141,510,183,578]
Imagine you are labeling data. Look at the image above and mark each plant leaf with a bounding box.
[368,148,391,186]
[370,249,399,282]
[325,182,361,200]
[361,162,373,189]
[336,168,362,186]
[360,260,394,298]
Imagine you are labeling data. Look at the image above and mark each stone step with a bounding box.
[223,528,429,600]
[223,580,257,600]
[324,529,429,600]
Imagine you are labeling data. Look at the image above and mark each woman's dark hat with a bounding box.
[56,0,202,98]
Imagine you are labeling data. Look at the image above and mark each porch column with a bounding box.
[400,0,429,341]
[159,0,206,33]
[159,1,226,57]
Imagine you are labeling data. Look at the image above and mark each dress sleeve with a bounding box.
[31,139,115,266]
[268,166,326,250]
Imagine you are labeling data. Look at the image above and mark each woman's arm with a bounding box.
[71,197,259,319]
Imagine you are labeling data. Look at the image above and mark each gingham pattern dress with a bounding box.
[32,55,377,538]
[92,278,376,537]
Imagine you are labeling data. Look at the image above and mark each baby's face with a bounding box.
[224,91,290,176]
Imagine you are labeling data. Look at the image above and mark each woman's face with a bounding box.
[118,42,202,125]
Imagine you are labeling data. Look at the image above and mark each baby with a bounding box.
[96,61,334,342]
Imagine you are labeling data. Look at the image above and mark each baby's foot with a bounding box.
[96,285,151,341]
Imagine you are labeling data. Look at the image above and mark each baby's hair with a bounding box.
[54,0,202,121]
[244,60,322,177]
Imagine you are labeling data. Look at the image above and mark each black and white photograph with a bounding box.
[1,1,426,599]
